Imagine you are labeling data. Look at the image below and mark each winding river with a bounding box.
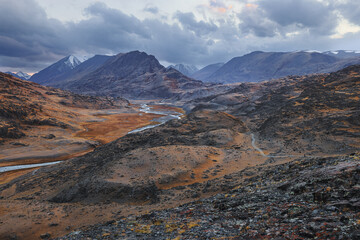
[0,104,183,173]
[128,104,182,134]
[1,106,299,173]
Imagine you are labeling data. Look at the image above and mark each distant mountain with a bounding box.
[167,64,199,76]
[205,51,360,83]
[323,50,360,59]
[50,55,113,87]
[5,71,31,80]
[59,51,204,100]
[30,55,82,85]
[191,63,224,82]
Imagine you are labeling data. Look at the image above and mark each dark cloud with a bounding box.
[0,36,38,57]
[0,0,69,71]
[175,11,218,36]
[259,0,338,35]
[0,0,358,73]
[238,8,278,38]
[84,3,151,39]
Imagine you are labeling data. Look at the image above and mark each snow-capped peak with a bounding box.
[64,55,81,69]
[16,71,31,80]
[167,64,199,76]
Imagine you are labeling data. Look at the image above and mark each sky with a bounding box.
[1,0,360,73]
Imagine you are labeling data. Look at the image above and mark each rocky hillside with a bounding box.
[187,65,360,156]
[0,72,129,142]
[205,51,360,83]
[0,110,249,203]
[57,153,360,239]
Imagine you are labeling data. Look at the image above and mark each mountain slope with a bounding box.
[191,62,224,81]
[30,55,81,85]
[50,55,113,87]
[187,64,360,156]
[206,51,360,83]
[0,72,129,142]
[60,51,204,100]
[58,153,360,239]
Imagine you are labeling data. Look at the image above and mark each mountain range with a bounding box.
[28,50,360,99]
[30,51,205,100]
[194,51,360,83]
[323,50,360,59]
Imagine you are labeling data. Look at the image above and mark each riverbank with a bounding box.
[0,104,181,180]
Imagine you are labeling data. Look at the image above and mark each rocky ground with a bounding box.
[0,72,130,143]
[1,65,360,239]
[0,72,137,183]
[186,65,360,156]
[1,110,270,239]
[57,153,360,239]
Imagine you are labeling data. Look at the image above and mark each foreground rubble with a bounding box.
[58,153,360,239]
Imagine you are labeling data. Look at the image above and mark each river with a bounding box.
[128,104,182,134]
[0,104,183,173]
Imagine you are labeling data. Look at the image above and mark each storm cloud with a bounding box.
[0,0,359,72]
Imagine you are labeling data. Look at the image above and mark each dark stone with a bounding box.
[351,230,360,240]
[40,233,51,239]
[43,134,56,139]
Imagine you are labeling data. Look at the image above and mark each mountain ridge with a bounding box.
[45,51,205,100]
[205,51,360,83]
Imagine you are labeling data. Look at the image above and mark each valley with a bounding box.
[0,52,359,240]
[2,0,360,238]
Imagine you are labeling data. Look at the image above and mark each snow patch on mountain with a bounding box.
[64,55,81,69]
[4,71,31,80]
[167,64,199,76]
[16,71,31,80]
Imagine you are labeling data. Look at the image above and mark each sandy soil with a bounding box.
[75,113,164,144]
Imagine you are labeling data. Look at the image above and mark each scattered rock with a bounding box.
[40,233,51,239]
[43,134,56,139]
